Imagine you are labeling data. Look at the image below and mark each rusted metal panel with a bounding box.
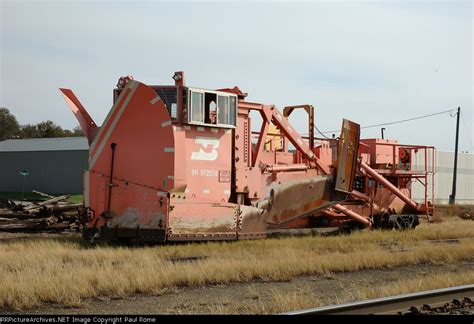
[373,187,410,214]
[168,198,268,240]
[335,119,360,194]
[167,199,238,240]
[239,205,267,236]
[106,182,168,230]
[261,175,336,225]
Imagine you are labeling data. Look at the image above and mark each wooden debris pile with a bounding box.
[457,205,474,221]
[0,192,84,232]
[460,212,473,220]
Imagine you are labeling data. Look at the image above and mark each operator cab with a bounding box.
[113,73,237,129]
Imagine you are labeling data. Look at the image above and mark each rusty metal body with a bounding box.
[349,140,435,228]
[311,139,435,229]
[60,72,434,242]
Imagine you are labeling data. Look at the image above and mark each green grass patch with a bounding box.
[67,194,83,203]
[0,192,83,203]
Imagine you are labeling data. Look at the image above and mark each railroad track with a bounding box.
[283,285,474,315]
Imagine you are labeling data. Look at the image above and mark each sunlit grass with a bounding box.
[0,217,473,310]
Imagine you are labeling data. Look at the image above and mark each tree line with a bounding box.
[0,107,83,141]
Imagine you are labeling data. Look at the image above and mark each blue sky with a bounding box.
[1,0,472,152]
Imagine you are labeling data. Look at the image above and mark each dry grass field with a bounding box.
[0,213,473,311]
[207,269,474,314]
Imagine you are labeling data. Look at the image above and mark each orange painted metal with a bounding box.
[333,204,372,227]
[331,140,436,227]
[335,119,360,194]
[79,80,175,235]
[60,71,435,241]
[360,161,419,211]
[283,105,315,150]
[59,88,99,144]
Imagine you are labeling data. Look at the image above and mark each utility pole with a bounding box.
[449,107,460,205]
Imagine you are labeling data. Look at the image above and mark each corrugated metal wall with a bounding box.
[0,150,88,194]
[412,151,474,205]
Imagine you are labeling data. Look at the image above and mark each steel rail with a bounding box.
[282,284,474,315]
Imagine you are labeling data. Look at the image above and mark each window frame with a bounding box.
[187,87,237,128]
[189,89,205,124]
[229,96,237,126]
[217,95,229,125]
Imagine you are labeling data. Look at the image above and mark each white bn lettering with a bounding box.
[191,137,220,161]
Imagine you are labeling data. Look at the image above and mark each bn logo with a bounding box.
[191,137,220,161]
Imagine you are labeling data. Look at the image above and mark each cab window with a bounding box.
[188,89,236,127]
[190,91,204,123]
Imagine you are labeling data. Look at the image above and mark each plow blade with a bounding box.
[167,201,239,241]
[70,80,175,241]
[335,119,360,194]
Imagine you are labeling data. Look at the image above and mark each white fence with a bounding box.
[412,151,474,205]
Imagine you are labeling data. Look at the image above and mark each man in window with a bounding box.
[209,101,217,124]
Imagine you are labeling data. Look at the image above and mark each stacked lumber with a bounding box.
[0,192,84,232]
